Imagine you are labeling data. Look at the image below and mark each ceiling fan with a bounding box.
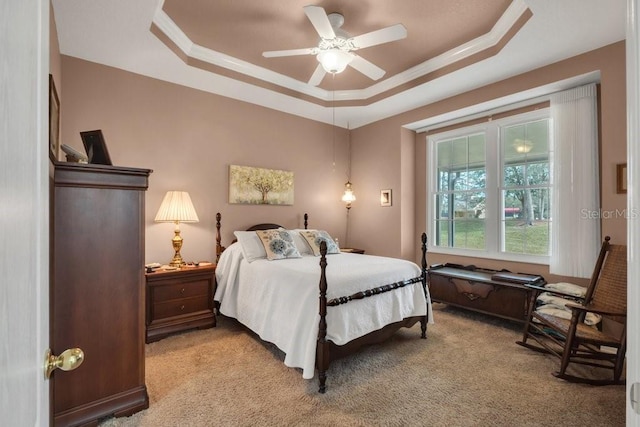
[262,5,407,86]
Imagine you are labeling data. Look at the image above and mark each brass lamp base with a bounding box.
[169,228,185,267]
[169,255,185,268]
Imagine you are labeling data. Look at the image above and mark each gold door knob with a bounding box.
[44,348,84,379]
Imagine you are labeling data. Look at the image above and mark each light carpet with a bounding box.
[101,305,625,426]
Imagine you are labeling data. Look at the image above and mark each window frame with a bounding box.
[427,108,552,265]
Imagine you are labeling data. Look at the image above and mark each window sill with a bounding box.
[427,246,550,265]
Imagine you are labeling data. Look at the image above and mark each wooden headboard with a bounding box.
[215,213,309,262]
[246,223,283,231]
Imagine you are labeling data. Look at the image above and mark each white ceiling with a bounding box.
[52,0,626,129]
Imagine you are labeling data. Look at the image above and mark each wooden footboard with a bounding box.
[316,233,429,393]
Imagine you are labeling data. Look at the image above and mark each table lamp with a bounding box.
[154,191,199,267]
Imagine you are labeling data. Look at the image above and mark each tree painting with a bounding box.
[229,165,294,205]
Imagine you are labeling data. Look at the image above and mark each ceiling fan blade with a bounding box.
[262,48,316,58]
[350,24,407,49]
[308,63,327,86]
[303,5,336,39]
[348,54,386,80]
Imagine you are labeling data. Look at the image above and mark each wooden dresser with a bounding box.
[145,264,216,342]
[51,163,151,426]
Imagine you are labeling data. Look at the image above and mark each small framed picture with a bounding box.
[80,129,113,165]
[616,163,627,194]
[380,189,392,207]
[49,75,60,162]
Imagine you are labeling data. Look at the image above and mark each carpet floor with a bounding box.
[100,304,625,426]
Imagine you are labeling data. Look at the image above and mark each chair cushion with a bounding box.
[533,312,620,346]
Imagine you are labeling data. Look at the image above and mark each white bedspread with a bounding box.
[215,243,433,379]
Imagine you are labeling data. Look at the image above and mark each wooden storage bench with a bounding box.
[428,263,545,322]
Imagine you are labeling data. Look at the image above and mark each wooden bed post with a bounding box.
[420,232,428,339]
[215,212,223,262]
[304,213,308,230]
[316,240,329,393]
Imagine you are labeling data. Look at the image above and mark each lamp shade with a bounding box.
[154,191,199,223]
[341,189,356,203]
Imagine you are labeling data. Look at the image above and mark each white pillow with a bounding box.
[544,282,587,297]
[255,229,301,260]
[299,230,340,256]
[536,292,572,308]
[233,231,267,263]
[288,229,313,255]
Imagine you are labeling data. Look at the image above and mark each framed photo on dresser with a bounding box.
[80,129,113,165]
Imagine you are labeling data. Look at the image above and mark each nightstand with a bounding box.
[341,248,365,254]
[145,264,216,343]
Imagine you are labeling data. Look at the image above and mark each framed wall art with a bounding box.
[49,74,60,161]
[616,163,627,194]
[229,165,294,205]
[380,189,392,207]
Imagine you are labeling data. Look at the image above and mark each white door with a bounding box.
[0,0,50,425]
[628,0,640,424]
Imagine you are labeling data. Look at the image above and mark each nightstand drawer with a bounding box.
[145,264,216,342]
[153,295,211,320]
[153,279,210,302]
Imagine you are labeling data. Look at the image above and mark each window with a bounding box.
[428,109,552,263]
[434,133,486,250]
[501,119,551,256]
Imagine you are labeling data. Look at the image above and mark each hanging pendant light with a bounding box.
[342,181,356,209]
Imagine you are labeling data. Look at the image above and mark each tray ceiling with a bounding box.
[52,0,625,128]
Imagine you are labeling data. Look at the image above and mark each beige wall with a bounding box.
[350,41,627,285]
[60,57,350,264]
[58,41,626,283]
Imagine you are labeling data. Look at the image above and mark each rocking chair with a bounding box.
[516,236,627,385]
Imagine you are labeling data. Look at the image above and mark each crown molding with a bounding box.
[152,0,530,103]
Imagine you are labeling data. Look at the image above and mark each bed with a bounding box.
[213,213,433,393]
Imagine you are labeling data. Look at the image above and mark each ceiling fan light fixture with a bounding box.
[263,6,405,84]
[317,49,353,74]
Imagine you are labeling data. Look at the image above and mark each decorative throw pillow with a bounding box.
[299,230,340,256]
[256,229,302,260]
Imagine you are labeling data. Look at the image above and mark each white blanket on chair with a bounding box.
[536,290,601,326]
